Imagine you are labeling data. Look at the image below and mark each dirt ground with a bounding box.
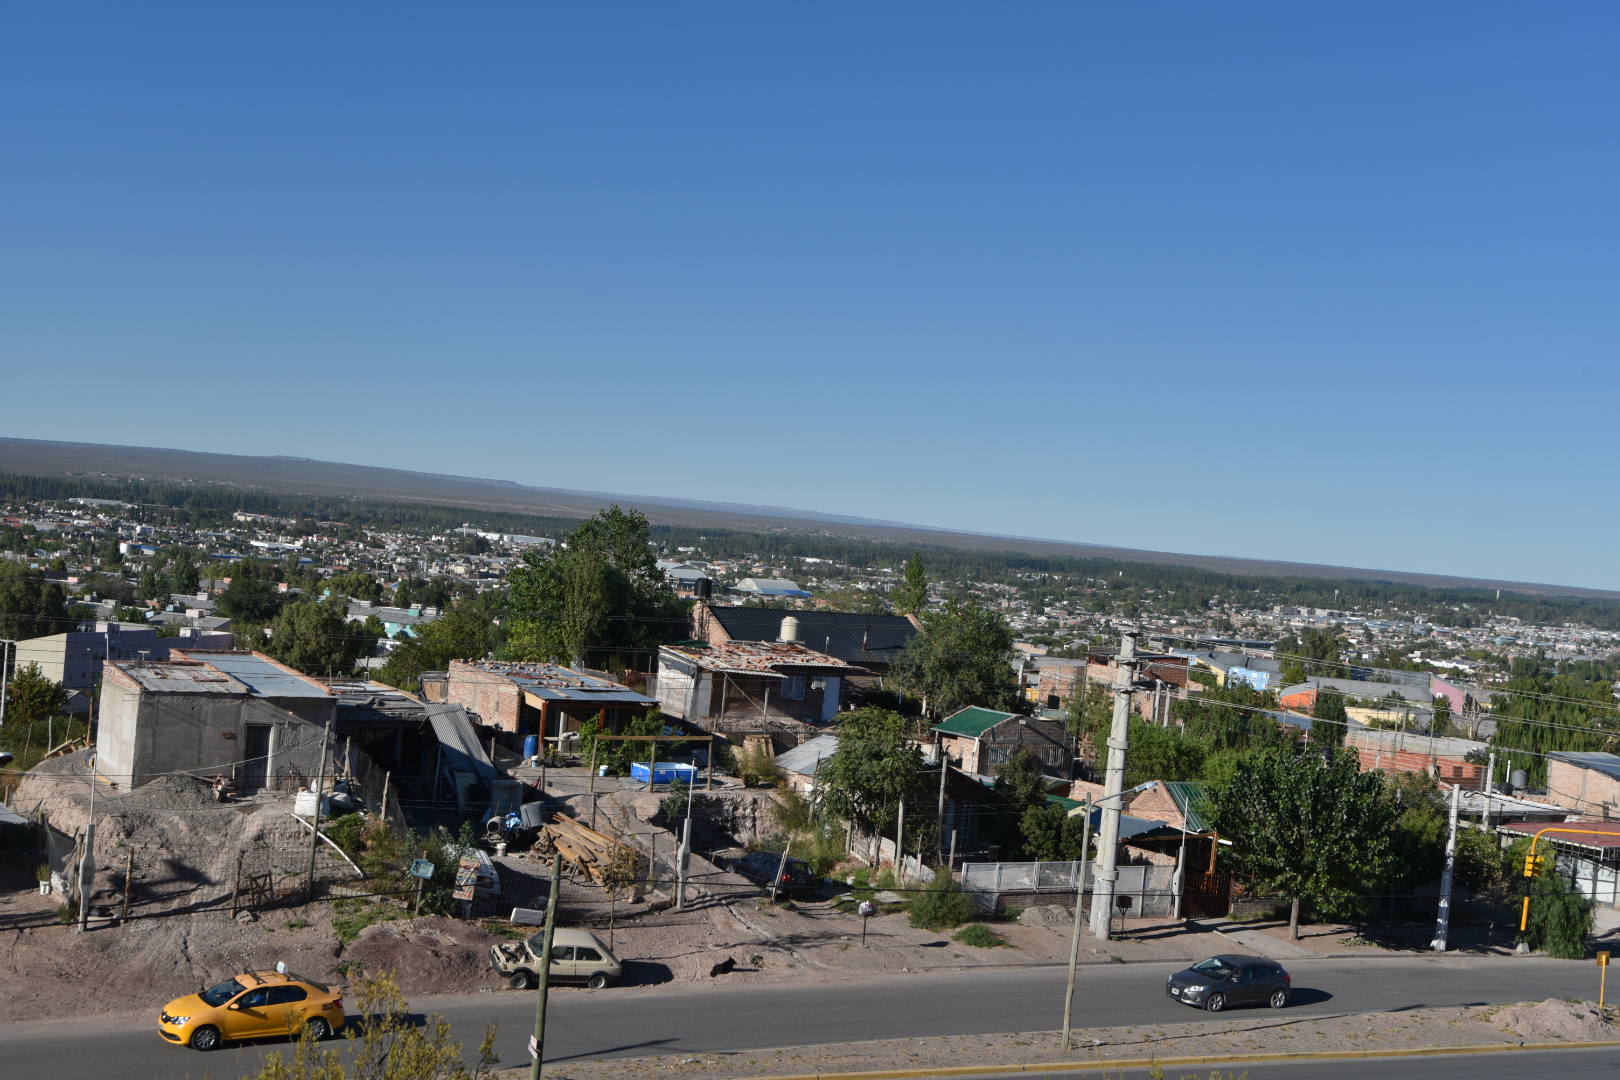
[494,1000,1620,1080]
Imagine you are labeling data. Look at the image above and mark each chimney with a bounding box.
[778,616,800,643]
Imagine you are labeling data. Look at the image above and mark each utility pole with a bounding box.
[0,638,14,727]
[77,747,98,932]
[936,735,949,859]
[1061,794,1092,1050]
[1090,631,1138,939]
[305,720,332,903]
[530,852,562,1080]
[1430,783,1461,952]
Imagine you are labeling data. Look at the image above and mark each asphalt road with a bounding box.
[4,955,1603,1080]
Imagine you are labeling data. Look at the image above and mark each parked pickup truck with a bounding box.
[490,928,622,990]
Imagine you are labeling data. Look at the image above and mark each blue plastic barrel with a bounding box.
[523,735,540,761]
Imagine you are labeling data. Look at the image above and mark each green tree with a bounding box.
[817,706,926,861]
[0,561,68,640]
[1205,748,1399,938]
[1520,862,1596,959]
[324,571,383,604]
[892,552,928,615]
[505,506,687,671]
[890,596,1020,718]
[1429,693,1453,737]
[266,595,377,677]
[216,558,283,623]
[1311,687,1348,748]
[1019,801,1091,862]
[4,662,70,725]
[374,604,495,693]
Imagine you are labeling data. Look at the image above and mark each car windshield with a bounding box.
[200,978,246,1007]
[1191,958,1236,977]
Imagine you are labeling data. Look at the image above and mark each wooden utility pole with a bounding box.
[121,848,134,924]
[231,851,244,919]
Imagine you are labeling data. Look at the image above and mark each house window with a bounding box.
[782,677,806,701]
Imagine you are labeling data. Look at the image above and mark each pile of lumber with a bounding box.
[540,814,643,885]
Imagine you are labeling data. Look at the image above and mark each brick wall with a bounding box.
[446,660,524,731]
[1548,759,1620,817]
[1125,782,1185,828]
[1353,746,1484,789]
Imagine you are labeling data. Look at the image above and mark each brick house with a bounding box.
[688,603,919,673]
[933,707,1073,778]
[1547,752,1620,818]
[443,660,658,740]
[655,641,863,755]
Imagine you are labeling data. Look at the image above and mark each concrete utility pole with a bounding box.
[1090,631,1138,939]
[77,748,98,932]
[305,720,332,903]
[1430,783,1462,952]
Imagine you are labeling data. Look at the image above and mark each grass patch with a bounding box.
[285,918,311,930]
[951,923,1010,948]
[331,898,399,946]
[482,921,525,941]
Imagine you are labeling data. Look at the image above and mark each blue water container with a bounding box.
[523,735,540,761]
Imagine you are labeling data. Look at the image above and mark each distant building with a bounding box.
[731,577,811,598]
[689,603,918,673]
[345,600,440,638]
[14,622,232,697]
[1547,752,1620,819]
[1344,727,1487,789]
[933,707,1073,779]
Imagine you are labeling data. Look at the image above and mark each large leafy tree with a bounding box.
[215,557,283,623]
[1489,654,1616,786]
[505,506,687,670]
[817,707,927,860]
[1310,687,1348,747]
[1205,747,1399,938]
[0,561,68,641]
[266,595,380,677]
[890,596,1020,718]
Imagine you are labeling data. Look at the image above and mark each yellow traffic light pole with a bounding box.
[1518,826,1620,938]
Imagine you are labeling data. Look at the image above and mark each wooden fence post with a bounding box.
[231,851,244,919]
[122,848,134,924]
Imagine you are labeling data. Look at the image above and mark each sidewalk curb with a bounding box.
[724,1039,1620,1080]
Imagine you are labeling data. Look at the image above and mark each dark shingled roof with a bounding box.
[708,607,917,667]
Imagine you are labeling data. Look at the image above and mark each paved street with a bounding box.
[0,954,1603,1080]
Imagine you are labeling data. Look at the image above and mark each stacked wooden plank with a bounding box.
[540,814,643,885]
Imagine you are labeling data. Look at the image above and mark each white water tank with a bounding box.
[779,616,800,642]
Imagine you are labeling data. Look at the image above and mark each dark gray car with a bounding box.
[1165,954,1290,1012]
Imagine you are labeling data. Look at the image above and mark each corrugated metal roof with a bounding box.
[775,735,839,777]
[1549,752,1620,782]
[1163,781,1214,833]
[1498,819,1620,850]
[708,607,917,666]
[177,651,332,698]
[113,662,248,694]
[933,706,1017,738]
[455,661,657,706]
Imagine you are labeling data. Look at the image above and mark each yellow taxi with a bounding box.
[159,968,345,1051]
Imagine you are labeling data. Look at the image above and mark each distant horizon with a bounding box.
[4,434,1617,601]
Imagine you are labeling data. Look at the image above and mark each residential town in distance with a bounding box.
[4,473,1620,1073]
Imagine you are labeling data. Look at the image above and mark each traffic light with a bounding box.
[1524,853,1547,877]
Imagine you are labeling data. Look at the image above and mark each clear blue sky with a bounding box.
[3,4,1616,588]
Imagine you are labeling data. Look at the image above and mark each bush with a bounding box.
[1524,869,1595,959]
[908,875,981,930]
[738,747,781,788]
[951,923,1008,948]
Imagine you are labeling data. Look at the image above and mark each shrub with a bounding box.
[951,923,1008,948]
[738,747,781,788]
[908,875,981,930]
[1524,869,1595,959]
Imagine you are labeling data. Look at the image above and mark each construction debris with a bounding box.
[538,814,644,886]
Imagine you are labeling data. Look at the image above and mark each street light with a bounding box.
[1061,780,1154,1050]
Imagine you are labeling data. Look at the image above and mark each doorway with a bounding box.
[242,724,272,789]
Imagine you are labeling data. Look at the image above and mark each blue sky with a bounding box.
[2,4,1617,588]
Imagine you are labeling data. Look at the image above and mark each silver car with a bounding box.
[1165,954,1290,1012]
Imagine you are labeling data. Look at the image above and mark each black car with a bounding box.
[730,851,818,898]
[1165,954,1290,1012]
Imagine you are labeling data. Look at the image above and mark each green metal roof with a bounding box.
[1163,780,1213,833]
[1045,794,1082,811]
[932,706,1018,738]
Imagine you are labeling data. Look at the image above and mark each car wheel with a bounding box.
[306,1017,333,1041]
[586,973,608,990]
[191,1025,222,1052]
[509,970,533,990]
[1205,993,1226,1013]
[1270,988,1289,1009]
